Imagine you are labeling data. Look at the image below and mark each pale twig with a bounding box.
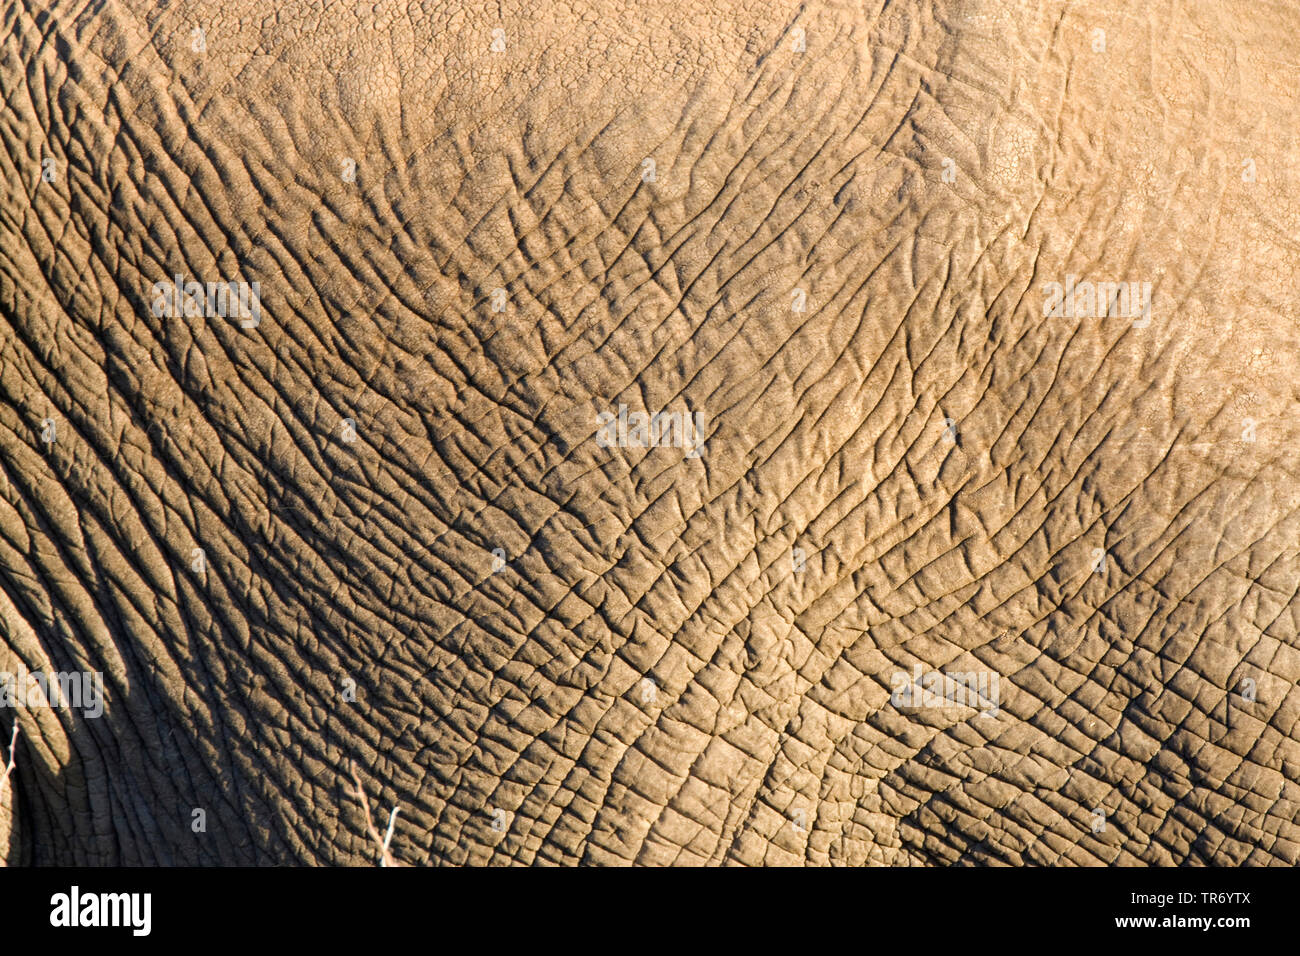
[381,806,399,861]
[0,724,17,809]
[346,760,400,867]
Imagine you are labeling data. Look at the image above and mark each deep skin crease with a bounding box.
[0,0,1298,865]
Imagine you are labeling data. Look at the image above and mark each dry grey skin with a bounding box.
[0,0,1298,866]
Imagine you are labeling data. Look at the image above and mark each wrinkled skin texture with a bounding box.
[1,0,1299,865]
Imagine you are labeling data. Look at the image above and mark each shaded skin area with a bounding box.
[0,0,1298,864]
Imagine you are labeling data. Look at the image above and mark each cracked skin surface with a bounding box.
[0,0,1298,865]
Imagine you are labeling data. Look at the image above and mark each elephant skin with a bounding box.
[0,0,1298,865]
